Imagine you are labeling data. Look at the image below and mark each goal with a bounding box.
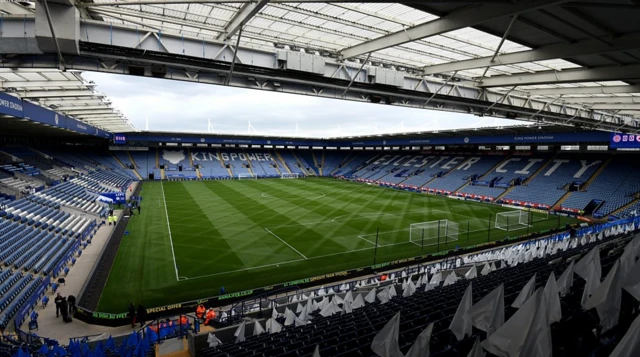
[281,173,301,179]
[409,219,460,246]
[494,210,531,231]
[238,173,257,180]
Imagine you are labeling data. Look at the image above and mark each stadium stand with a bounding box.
[428,155,503,194]
[200,218,639,357]
[563,157,640,216]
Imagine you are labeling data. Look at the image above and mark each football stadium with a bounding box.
[2,1,640,357]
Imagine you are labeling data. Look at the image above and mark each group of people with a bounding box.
[128,303,147,328]
[53,293,76,323]
[196,304,218,326]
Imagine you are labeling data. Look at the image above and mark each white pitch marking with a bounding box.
[160,179,180,281]
[264,228,308,260]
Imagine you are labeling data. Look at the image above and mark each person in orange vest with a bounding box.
[196,304,205,321]
[380,274,388,281]
[204,308,216,326]
[179,315,188,326]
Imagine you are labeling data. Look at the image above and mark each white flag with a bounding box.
[312,345,321,357]
[207,333,222,348]
[405,323,434,357]
[556,261,575,296]
[271,308,278,319]
[574,246,602,282]
[371,312,403,357]
[521,290,552,357]
[403,279,416,297]
[512,274,536,308]
[253,321,265,336]
[296,303,304,314]
[470,284,504,335]
[284,307,296,326]
[294,316,307,327]
[543,272,562,324]
[465,265,478,280]
[444,271,458,286]
[234,321,246,343]
[365,289,377,304]
[344,291,354,303]
[623,257,640,301]
[609,312,640,357]
[430,272,442,285]
[377,287,391,304]
[467,337,486,357]
[483,289,543,357]
[265,318,282,334]
[481,263,491,276]
[585,260,622,332]
[449,283,473,340]
[352,294,366,309]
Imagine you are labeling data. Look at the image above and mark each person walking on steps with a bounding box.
[128,303,137,328]
[54,293,63,318]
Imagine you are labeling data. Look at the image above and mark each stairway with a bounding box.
[218,149,234,178]
[110,151,127,169]
[311,151,323,176]
[187,148,201,178]
[126,151,143,180]
[332,153,357,175]
[292,151,316,176]
[552,190,573,210]
[275,151,292,174]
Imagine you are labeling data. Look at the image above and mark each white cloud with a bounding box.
[83,71,526,136]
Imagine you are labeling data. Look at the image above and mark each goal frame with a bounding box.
[409,219,460,245]
[494,210,531,231]
[238,173,257,180]
[281,173,301,179]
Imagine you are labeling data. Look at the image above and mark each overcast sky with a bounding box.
[83,72,526,137]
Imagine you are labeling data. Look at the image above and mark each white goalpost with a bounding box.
[494,210,530,231]
[281,173,301,179]
[409,219,460,246]
[238,173,257,180]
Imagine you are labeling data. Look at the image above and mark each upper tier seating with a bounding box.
[504,157,603,206]
[428,156,503,193]
[563,157,640,215]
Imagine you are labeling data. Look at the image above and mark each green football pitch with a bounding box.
[97,178,576,313]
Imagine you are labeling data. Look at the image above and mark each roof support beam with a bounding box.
[38,99,107,105]
[215,0,270,41]
[339,0,569,59]
[53,105,112,111]
[17,90,104,98]
[525,85,640,96]
[424,32,640,75]
[0,81,94,88]
[590,103,640,110]
[478,64,640,88]
[561,97,640,104]
[65,109,116,115]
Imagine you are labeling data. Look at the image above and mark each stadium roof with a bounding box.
[76,0,640,114]
[0,68,134,132]
[3,0,640,133]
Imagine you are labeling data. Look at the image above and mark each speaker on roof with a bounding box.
[128,66,145,76]
[179,165,183,172]
[506,112,517,119]
[151,64,167,78]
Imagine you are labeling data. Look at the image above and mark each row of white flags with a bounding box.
[370,231,640,356]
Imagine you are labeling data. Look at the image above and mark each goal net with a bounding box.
[409,219,460,246]
[238,173,257,180]
[281,173,301,179]
[494,210,531,231]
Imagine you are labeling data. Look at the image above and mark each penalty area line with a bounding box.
[357,235,380,247]
[160,179,180,282]
[264,228,308,260]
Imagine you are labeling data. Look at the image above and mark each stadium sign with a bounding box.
[0,92,24,117]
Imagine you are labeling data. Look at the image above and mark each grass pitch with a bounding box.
[97,178,576,312]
